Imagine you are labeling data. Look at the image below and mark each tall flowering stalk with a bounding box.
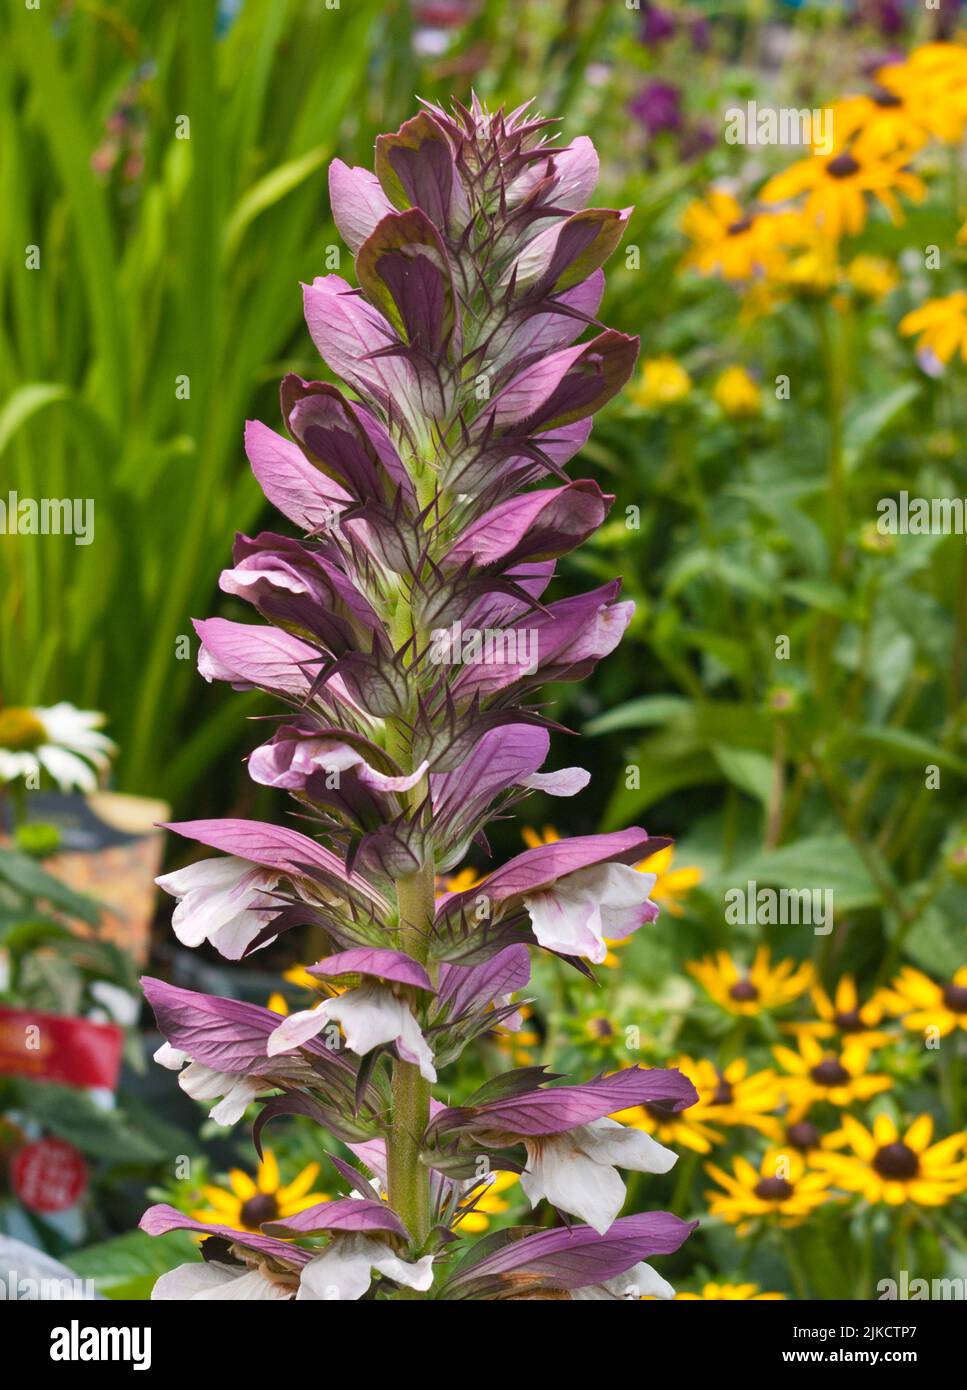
[141,99,697,1301]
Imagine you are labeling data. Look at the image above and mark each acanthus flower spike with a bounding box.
[143,97,696,1299]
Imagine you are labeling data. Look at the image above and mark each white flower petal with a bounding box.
[153,1262,292,1300]
[297,1236,433,1301]
[267,1003,333,1056]
[521,1132,627,1235]
[524,862,657,962]
[579,1116,678,1175]
[153,1041,188,1070]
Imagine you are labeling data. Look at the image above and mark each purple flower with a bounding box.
[442,1211,696,1298]
[629,81,684,137]
[143,97,696,1298]
[639,4,676,46]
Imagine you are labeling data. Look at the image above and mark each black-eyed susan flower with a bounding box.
[699,1056,785,1141]
[900,294,967,368]
[875,44,967,144]
[760,146,925,241]
[687,947,814,1017]
[676,1281,785,1300]
[829,89,931,161]
[629,356,692,409]
[712,365,761,419]
[191,1149,329,1233]
[846,253,899,300]
[634,844,703,917]
[772,1035,892,1116]
[783,1118,825,1155]
[705,1148,835,1231]
[681,189,793,282]
[813,1113,967,1206]
[878,964,967,1038]
[785,973,893,1049]
[614,1054,783,1153]
[453,1170,520,1234]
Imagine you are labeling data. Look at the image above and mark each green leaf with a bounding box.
[27,1085,165,1165]
[835,725,967,778]
[783,578,858,620]
[711,744,774,805]
[709,835,880,913]
[66,1228,200,1299]
[902,905,967,978]
[843,381,920,469]
[0,383,70,455]
[223,144,329,258]
[585,695,691,736]
[0,849,102,925]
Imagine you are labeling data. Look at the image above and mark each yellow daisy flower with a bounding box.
[629,356,692,410]
[784,974,894,1049]
[454,1170,520,1234]
[875,45,967,144]
[829,90,931,160]
[615,1054,783,1154]
[615,1091,722,1156]
[191,1149,328,1233]
[676,1281,785,1300]
[900,293,967,366]
[813,1113,967,1206]
[634,845,703,917]
[705,1148,835,1231]
[712,366,761,420]
[760,146,925,241]
[771,1035,892,1117]
[698,1056,786,1141]
[687,947,814,1017]
[846,254,899,300]
[878,965,967,1038]
[681,189,794,282]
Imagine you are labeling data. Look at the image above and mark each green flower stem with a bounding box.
[384,569,436,1255]
[780,1228,810,1300]
[387,860,436,1252]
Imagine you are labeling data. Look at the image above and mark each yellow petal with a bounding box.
[277,1161,322,1205]
[257,1149,280,1194]
[228,1169,257,1201]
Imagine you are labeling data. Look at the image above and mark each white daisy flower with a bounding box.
[0,703,115,793]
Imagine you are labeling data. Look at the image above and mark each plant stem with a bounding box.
[387,855,436,1251]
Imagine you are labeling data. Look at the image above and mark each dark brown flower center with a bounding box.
[872,88,902,108]
[711,1076,734,1106]
[240,1192,279,1230]
[810,1058,851,1087]
[727,217,754,236]
[729,980,759,1002]
[873,1142,919,1181]
[587,1016,614,1040]
[787,1121,820,1151]
[754,1177,793,1201]
[834,1009,863,1033]
[827,153,860,179]
[942,983,967,1014]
